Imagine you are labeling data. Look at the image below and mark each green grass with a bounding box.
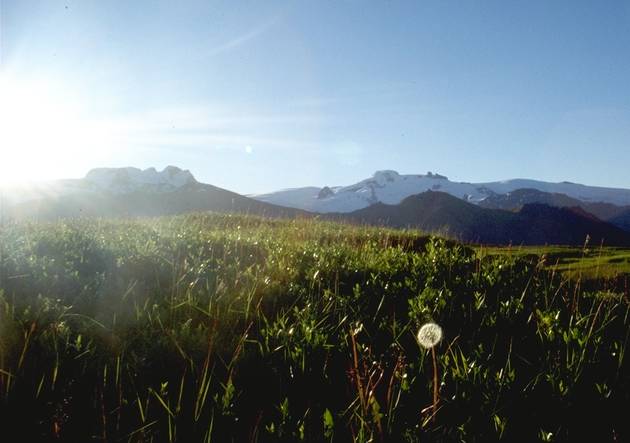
[0,213,628,442]
[476,244,630,280]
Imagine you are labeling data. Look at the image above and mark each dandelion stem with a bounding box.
[432,346,438,421]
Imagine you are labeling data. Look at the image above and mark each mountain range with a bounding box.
[1,167,303,220]
[252,170,630,212]
[476,188,630,232]
[326,191,630,246]
[3,166,630,246]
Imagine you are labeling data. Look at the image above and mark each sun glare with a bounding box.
[0,75,105,184]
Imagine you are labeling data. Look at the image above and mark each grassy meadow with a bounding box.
[0,214,628,442]
[477,244,630,280]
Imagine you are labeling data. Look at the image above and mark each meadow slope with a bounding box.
[0,214,628,442]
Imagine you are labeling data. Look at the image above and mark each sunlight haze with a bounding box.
[2,0,630,192]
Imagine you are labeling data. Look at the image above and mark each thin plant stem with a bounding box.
[431,346,438,421]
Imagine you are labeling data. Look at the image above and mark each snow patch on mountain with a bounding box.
[248,187,322,211]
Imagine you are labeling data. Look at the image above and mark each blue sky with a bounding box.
[2,0,630,193]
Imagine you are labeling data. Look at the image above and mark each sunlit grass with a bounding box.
[0,213,628,441]
[476,244,630,279]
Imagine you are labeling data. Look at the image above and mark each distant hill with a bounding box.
[4,184,306,220]
[2,167,306,220]
[478,188,630,231]
[328,191,630,246]
[609,209,630,232]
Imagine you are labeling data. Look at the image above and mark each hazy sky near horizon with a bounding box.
[2,0,630,193]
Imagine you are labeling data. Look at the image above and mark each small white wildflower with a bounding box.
[53,321,68,335]
[416,322,443,349]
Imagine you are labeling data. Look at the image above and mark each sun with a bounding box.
[0,74,105,184]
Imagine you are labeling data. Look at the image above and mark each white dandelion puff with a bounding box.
[416,322,442,349]
[416,322,443,421]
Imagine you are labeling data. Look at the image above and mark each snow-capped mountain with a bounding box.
[85,166,197,192]
[1,166,197,205]
[1,166,304,220]
[252,170,630,213]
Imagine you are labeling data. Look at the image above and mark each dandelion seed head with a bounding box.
[417,322,442,349]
